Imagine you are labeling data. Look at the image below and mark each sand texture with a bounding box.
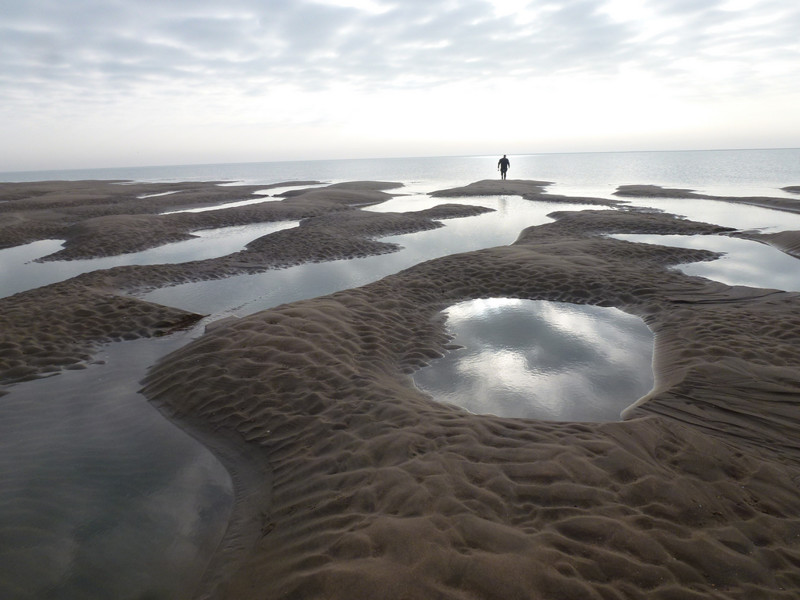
[39,200,493,296]
[0,280,201,385]
[143,206,800,599]
[0,180,407,260]
[4,179,800,599]
[0,181,491,384]
[0,180,308,250]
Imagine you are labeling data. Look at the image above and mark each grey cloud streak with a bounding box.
[1,0,797,108]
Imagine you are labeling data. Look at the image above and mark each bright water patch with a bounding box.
[0,333,232,600]
[160,196,277,215]
[0,238,65,264]
[612,233,800,291]
[0,221,297,298]
[413,299,654,422]
[534,148,800,200]
[4,149,798,201]
[138,190,181,199]
[623,197,800,233]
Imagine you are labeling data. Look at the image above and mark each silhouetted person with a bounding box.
[498,155,510,179]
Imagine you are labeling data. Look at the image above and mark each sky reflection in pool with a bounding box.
[612,233,800,291]
[413,299,655,422]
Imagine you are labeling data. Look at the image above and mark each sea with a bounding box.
[2,148,800,600]
[2,147,799,199]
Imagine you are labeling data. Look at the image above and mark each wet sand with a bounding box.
[3,179,800,599]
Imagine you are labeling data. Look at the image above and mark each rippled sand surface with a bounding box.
[4,179,800,599]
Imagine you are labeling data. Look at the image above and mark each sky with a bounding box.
[1,0,799,171]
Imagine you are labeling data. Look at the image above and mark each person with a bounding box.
[497,154,510,179]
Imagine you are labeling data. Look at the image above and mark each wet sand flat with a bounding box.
[3,179,800,599]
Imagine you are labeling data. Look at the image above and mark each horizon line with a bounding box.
[2,146,799,177]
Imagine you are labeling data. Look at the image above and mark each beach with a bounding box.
[3,175,800,599]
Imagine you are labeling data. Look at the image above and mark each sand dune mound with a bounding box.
[0,281,200,385]
[0,185,494,383]
[23,181,404,261]
[6,179,800,598]
[431,179,620,207]
[0,180,280,249]
[143,208,800,599]
[431,179,554,197]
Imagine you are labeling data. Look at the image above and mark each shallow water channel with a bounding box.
[143,196,602,315]
[0,331,232,600]
[0,221,297,298]
[413,299,655,422]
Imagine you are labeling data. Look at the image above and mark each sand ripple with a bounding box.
[143,207,800,599]
[5,179,800,598]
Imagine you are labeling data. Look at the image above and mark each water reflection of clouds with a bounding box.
[414,299,654,422]
[0,336,232,599]
[612,234,800,291]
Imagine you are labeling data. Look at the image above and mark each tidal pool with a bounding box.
[413,299,655,422]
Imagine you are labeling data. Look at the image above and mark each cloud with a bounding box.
[6,0,794,99]
[1,0,798,169]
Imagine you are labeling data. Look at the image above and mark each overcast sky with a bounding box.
[1,0,798,171]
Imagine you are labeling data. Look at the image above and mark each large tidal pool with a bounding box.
[413,299,655,422]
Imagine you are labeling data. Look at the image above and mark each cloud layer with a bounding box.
[1,0,798,169]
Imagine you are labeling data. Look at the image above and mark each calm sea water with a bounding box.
[2,148,799,199]
[2,148,800,599]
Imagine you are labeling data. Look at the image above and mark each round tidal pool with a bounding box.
[413,299,655,422]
